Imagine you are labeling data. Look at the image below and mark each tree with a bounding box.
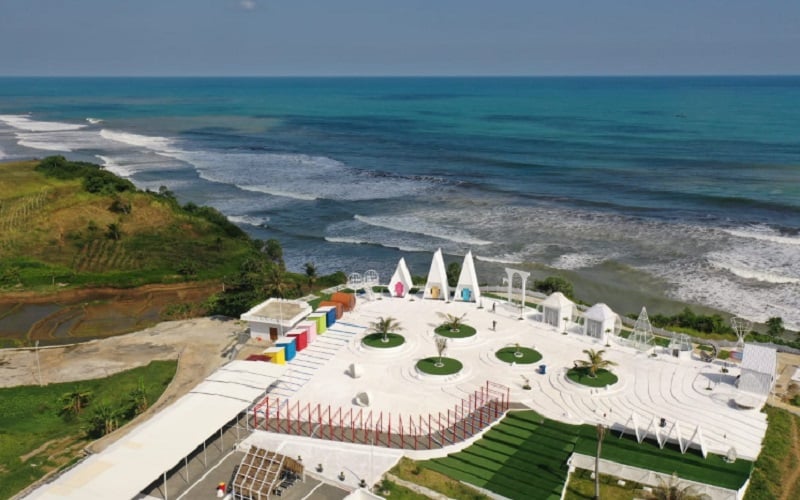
[442,313,467,332]
[106,222,122,241]
[534,276,575,300]
[766,317,785,337]
[369,316,402,343]
[263,239,284,269]
[264,267,290,298]
[128,378,149,416]
[446,261,461,288]
[575,349,617,378]
[435,336,448,367]
[304,262,317,287]
[109,196,132,214]
[60,387,93,419]
[84,402,123,438]
[594,424,605,500]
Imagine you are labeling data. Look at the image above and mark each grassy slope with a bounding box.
[0,360,177,499]
[414,410,751,500]
[745,405,800,500]
[0,160,255,290]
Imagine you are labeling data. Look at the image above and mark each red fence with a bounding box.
[250,381,510,450]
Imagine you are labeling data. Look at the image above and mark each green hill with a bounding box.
[0,156,261,290]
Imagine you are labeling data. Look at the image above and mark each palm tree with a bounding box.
[60,386,93,418]
[575,349,617,378]
[85,402,123,438]
[641,473,707,500]
[264,267,290,298]
[304,262,317,288]
[443,313,467,332]
[128,378,149,416]
[435,336,448,367]
[594,424,605,500]
[369,316,402,343]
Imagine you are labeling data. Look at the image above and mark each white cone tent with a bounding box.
[388,257,413,298]
[583,303,620,342]
[423,248,450,301]
[455,251,481,303]
[541,292,575,331]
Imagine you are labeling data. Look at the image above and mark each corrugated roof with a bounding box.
[741,344,777,376]
[26,360,287,500]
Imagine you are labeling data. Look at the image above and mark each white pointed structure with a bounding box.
[454,251,481,303]
[630,306,656,351]
[583,303,620,342]
[541,292,575,331]
[423,248,450,301]
[388,258,413,298]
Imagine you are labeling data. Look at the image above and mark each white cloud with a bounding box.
[240,0,256,10]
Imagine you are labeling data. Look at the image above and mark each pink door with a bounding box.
[394,281,405,297]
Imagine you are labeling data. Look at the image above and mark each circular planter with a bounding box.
[361,333,406,348]
[566,368,618,388]
[495,347,542,365]
[415,357,463,376]
[434,324,477,339]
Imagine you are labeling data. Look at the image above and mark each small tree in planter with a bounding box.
[435,336,448,367]
[575,349,617,378]
[443,313,467,332]
[369,316,402,343]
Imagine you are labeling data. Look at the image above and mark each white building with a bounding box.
[738,344,777,396]
[240,298,312,341]
[541,292,575,331]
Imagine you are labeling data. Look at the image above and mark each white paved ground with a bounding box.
[256,294,767,461]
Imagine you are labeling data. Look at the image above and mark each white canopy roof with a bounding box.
[26,361,287,500]
[541,291,574,310]
[455,251,481,303]
[741,344,777,376]
[388,257,413,298]
[584,303,617,322]
[423,248,450,301]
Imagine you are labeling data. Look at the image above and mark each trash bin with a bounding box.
[539,364,547,375]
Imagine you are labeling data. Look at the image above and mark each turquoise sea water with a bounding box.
[0,77,798,327]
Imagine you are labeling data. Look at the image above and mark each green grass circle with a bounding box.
[566,368,618,388]
[495,346,542,364]
[362,332,406,348]
[416,357,463,375]
[434,324,477,339]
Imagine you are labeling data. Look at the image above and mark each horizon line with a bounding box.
[1,73,799,79]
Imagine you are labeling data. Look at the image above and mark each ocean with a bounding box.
[0,77,798,328]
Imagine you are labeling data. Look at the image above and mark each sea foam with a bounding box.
[0,114,87,132]
[354,214,491,246]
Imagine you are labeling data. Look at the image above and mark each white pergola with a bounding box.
[504,267,530,319]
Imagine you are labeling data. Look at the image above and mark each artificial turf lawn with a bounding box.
[420,410,752,500]
[495,346,542,364]
[434,324,477,338]
[416,357,463,375]
[361,332,406,348]
[567,367,618,388]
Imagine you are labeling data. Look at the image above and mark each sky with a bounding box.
[0,0,798,76]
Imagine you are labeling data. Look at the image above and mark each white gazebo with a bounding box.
[423,248,450,301]
[541,292,575,331]
[583,303,620,342]
[388,258,413,298]
[738,344,777,396]
[454,250,481,303]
